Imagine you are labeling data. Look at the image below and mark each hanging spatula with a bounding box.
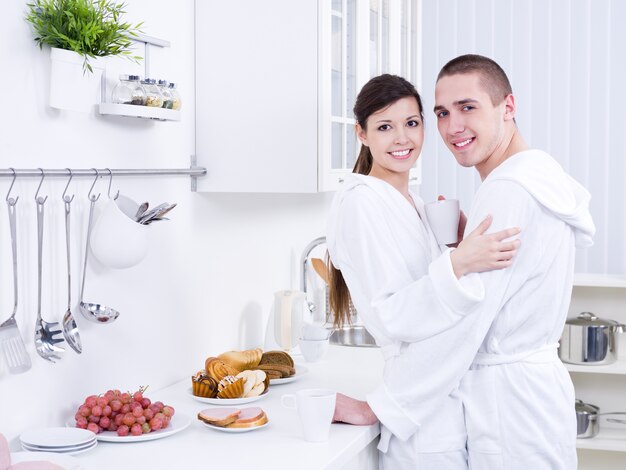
[0,198,32,373]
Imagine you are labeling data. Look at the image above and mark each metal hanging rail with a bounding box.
[0,166,207,191]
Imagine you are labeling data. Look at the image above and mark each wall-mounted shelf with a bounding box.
[565,361,626,375]
[98,33,180,121]
[577,428,626,452]
[99,103,180,121]
[573,274,626,288]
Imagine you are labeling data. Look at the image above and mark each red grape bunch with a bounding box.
[73,386,176,437]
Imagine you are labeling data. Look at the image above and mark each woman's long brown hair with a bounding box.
[328,74,423,328]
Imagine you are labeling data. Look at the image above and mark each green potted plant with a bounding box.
[25,0,143,73]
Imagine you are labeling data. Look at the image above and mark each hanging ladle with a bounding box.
[79,169,120,324]
[61,169,82,352]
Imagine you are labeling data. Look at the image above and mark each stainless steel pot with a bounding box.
[559,312,625,365]
[576,399,600,438]
[575,399,626,438]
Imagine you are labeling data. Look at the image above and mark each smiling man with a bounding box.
[433,54,596,469]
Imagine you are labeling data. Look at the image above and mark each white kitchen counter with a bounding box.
[71,345,384,470]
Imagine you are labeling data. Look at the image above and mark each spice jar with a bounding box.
[168,82,182,110]
[111,75,134,105]
[128,75,147,105]
[157,79,174,109]
[142,78,163,107]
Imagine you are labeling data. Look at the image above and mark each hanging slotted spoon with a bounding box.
[34,193,66,362]
[0,194,32,373]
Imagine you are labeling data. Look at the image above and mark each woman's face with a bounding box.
[357,96,423,181]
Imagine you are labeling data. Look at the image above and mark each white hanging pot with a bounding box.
[49,47,106,112]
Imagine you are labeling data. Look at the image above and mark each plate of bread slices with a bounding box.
[197,407,268,433]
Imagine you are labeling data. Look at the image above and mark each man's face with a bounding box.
[434,72,512,177]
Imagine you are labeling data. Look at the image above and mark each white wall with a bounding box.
[0,0,332,443]
[418,0,626,275]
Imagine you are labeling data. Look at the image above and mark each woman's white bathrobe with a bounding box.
[326,173,486,469]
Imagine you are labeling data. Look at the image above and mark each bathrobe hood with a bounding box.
[485,150,595,247]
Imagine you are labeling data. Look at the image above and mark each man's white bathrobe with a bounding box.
[456,149,594,469]
[326,150,594,470]
[326,173,486,469]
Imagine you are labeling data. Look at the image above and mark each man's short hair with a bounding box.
[437,54,513,106]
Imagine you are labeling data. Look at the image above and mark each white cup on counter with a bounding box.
[90,194,149,269]
[424,198,460,245]
[281,389,336,442]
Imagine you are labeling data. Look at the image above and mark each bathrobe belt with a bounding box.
[470,343,559,367]
[380,343,559,364]
[375,342,559,454]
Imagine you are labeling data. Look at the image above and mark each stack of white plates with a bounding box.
[20,427,97,455]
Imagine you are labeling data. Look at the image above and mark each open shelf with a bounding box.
[98,33,180,122]
[573,273,626,288]
[565,361,626,375]
[99,103,181,121]
[577,427,626,452]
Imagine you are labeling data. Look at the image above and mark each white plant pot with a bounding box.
[49,47,106,112]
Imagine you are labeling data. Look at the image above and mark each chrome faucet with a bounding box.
[300,236,327,318]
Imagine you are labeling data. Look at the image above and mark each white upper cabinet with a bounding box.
[195,0,419,193]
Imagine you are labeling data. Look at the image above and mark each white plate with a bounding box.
[20,427,96,448]
[270,365,309,385]
[20,436,96,451]
[188,388,269,405]
[199,419,269,433]
[11,451,81,469]
[66,414,190,443]
[22,440,97,455]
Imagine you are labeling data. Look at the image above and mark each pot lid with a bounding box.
[576,399,599,415]
[567,312,618,328]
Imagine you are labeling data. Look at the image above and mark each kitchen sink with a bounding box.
[329,326,378,347]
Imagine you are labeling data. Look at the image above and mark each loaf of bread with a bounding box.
[205,357,240,382]
[255,363,295,378]
[218,348,263,371]
[259,350,295,368]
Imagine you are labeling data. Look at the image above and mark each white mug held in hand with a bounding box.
[281,389,336,442]
[424,198,460,245]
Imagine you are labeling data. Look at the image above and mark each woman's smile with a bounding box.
[389,148,413,160]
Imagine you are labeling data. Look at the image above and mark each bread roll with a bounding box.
[205,357,239,382]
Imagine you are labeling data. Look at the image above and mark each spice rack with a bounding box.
[98,34,181,121]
